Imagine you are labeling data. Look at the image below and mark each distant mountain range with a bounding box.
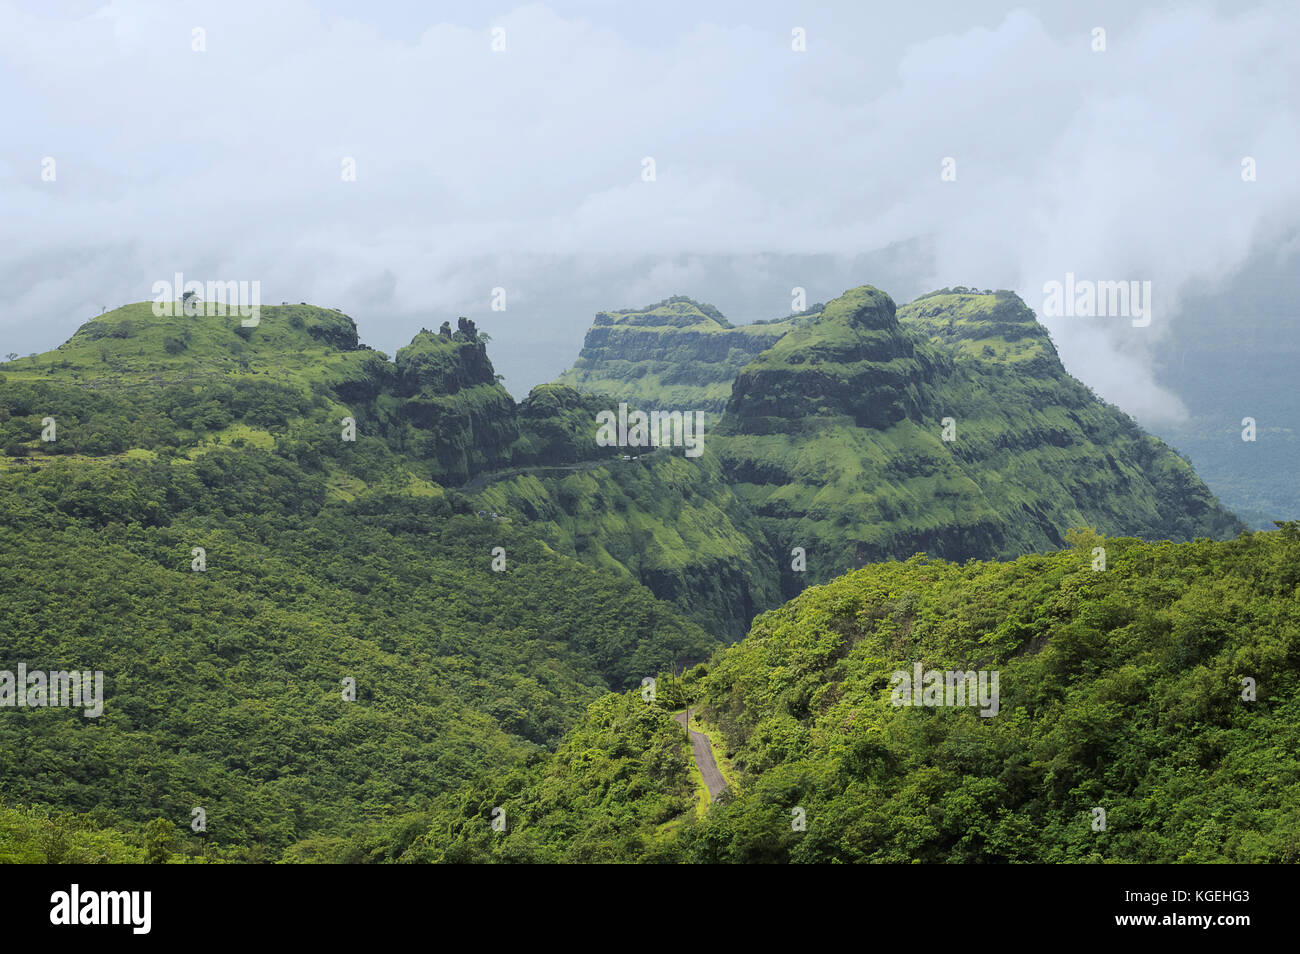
[553,284,1243,608]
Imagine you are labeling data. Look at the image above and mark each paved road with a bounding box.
[457,447,664,494]
[674,708,727,801]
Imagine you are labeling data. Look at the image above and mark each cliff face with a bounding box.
[555,296,809,417]
[388,329,519,483]
[712,285,1244,596]
[896,289,1245,550]
[714,287,1005,591]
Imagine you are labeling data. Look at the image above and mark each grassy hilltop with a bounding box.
[558,285,1243,600]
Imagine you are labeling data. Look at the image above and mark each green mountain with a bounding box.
[714,286,1000,589]
[898,289,1244,550]
[560,285,1245,601]
[413,526,1300,863]
[556,296,813,418]
[0,287,1254,863]
[0,304,720,861]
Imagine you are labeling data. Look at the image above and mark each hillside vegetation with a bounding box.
[0,287,1257,862]
[0,305,718,860]
[1,303,773,636]
[415,526,1300,863]
[559,285,1243,602]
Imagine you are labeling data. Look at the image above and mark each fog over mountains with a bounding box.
[4,0,1298,427]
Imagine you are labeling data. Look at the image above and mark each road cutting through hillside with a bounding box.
[674,708,727,801]
[457,446,665,494]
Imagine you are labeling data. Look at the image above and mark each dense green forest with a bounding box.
[0,289,1267,863]
[0,449,716,860]
[0,305,716,860]
[413,527,1300,863]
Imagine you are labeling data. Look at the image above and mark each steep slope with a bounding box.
[477,385,781,642]
[897,288,1245,548]
[383,324,519,482]
[413,526,1300,863]
[712,285,1244,594]
[0,305,719,860]
[715,287,1002,591]
[555,296,812,417]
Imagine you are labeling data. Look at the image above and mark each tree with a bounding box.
[1064,525,1103,550]
[144,818,175,864]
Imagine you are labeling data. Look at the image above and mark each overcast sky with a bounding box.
[2,0,1297,423]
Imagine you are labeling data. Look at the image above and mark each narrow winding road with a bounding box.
[674,708,727,801]
[457,447,665,494]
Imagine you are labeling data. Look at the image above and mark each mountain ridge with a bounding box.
[3,286,1247,631]
[0,282,1259,862]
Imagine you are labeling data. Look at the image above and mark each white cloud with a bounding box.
[1,0,1296,421]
